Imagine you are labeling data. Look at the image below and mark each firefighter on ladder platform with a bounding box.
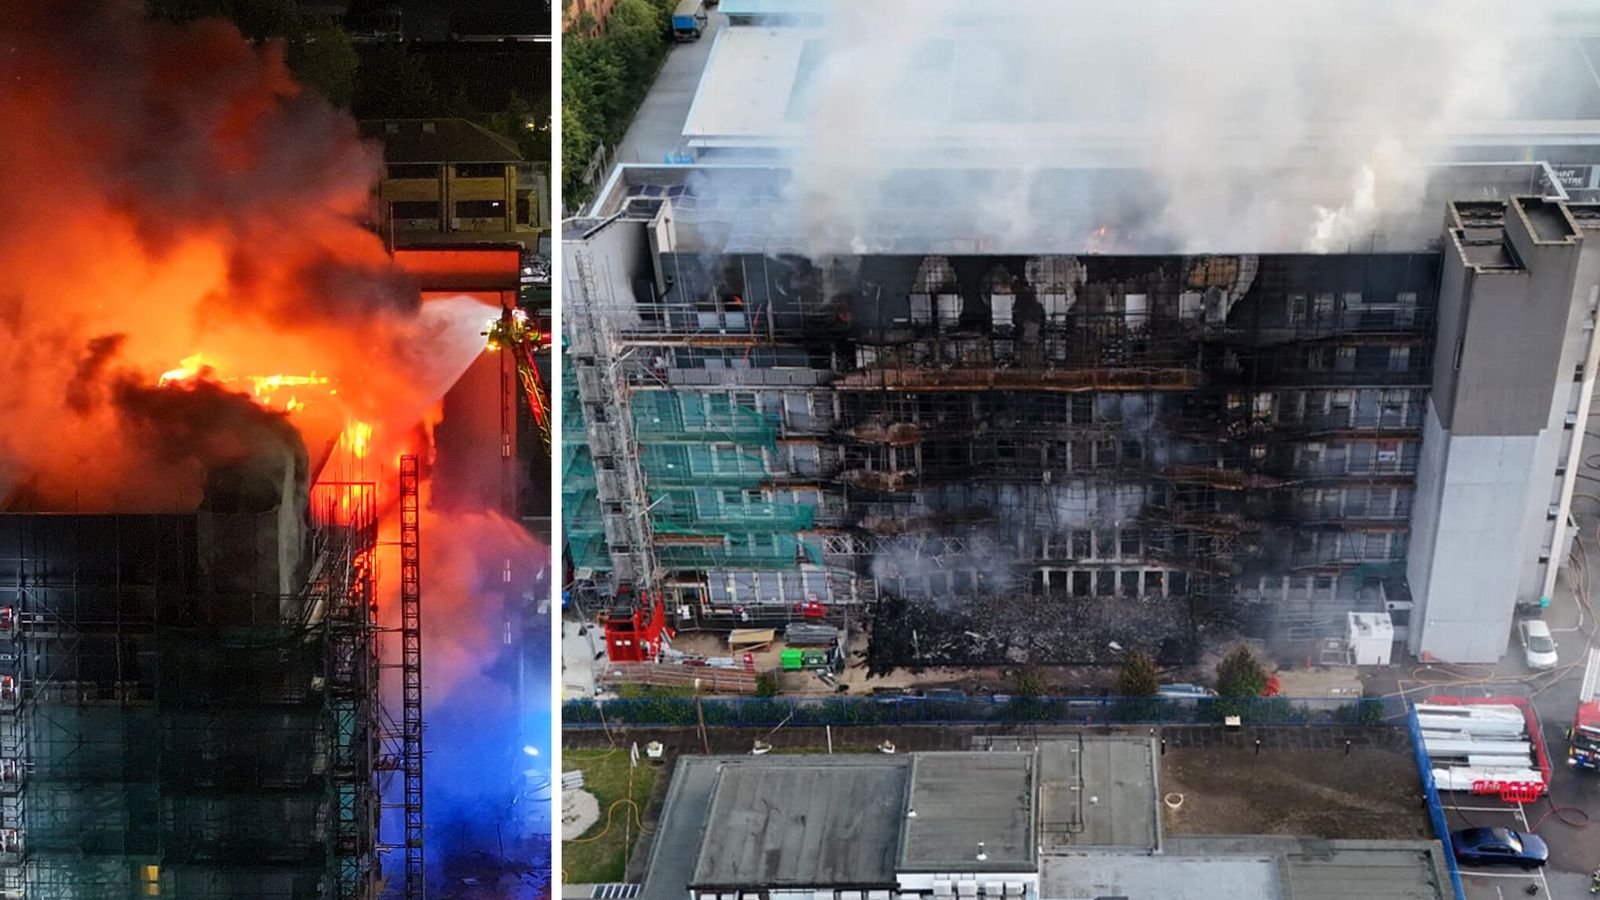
[484,306,552,451]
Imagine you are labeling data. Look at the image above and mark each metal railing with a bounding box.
[562,694,1403,729]
[1407,703,1466,900]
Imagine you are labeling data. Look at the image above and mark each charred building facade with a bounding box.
[565,179,1600,667]
[0,459,382,897]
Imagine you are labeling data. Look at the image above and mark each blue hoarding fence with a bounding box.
[1407,703,1465,900]
[563,693,1405,730]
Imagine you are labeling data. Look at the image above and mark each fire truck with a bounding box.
[1567,647,1600,770]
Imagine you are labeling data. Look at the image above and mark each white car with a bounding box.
[1519,619,1558,670]
[1157,683,1217,701]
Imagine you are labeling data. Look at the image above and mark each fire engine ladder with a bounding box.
[399,457,425,900]
[1581,647,1600,705]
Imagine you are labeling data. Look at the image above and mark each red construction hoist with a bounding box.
[398,456,425,900]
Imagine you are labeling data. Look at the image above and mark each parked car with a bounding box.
[1519,618,1559,670]
[1451,827,1549,869]
[1157,683,1217,700]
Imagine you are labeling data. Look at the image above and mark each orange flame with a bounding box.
[158,353,209,386]
[341,420,373,459]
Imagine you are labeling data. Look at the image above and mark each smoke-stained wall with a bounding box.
[567,209,1442,662]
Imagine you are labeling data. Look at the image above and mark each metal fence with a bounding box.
[562,694,1404,730]
[1407,703,1466,900]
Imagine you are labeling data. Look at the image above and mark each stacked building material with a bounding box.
[1418,702,1544,791]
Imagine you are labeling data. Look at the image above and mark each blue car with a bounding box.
[1451,827,1549,869]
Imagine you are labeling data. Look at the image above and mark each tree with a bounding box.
[755,671,779,698]
[1116,650,1160,697]
[285,16,358,107]
[1012,664,1048,699]
[1215,646,1269,698]
[352,43,444,119]
[146,0,300,40]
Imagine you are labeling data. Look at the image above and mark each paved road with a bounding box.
[610,8,727,169]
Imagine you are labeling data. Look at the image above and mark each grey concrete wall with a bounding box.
[1448,268,1546,435]
[1428,244,1469,429]
[1411,199,1586,661]
[564,215,652,330]
[1411,431,1541,662]
[1405,401,1449,656]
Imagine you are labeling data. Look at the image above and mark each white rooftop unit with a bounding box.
[1347,612,1394,666]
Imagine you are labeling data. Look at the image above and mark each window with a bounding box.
[1389,346,1411,372]
[455,199,505,219]
[1070,395,1092,425]
[517,196,531,225]
[455,163,505,178]
[1096,530,1117,559]
[1288,294,1308,325]
[1072,531,1092,559]
[1121,531,1141,557]
[1314,576,1334,592]
[391,200,440,220]
[1072,571,1091,597]
[1329,390,1353,424]
[387,163,439,179]
[1120,571,1140,596]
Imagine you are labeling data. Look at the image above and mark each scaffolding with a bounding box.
[397,457,424,900]
[0,480,381,898]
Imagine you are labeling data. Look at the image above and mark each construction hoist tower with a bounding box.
[567,247,661,595]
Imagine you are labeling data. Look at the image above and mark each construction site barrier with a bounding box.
[562,694,1404,730]
[1407,704,1467,900]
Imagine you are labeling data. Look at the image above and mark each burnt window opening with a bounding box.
[1072,571,1092,598]
[454,163,504,179]
[1120,571,1141,597]
[390,200,440,219]
[454,199,505,219]
[387,163,440,179]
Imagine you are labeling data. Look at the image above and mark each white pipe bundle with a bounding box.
[1423,738,1532,758]
[1416,714,1527,737]
[1433,767,1544,792]
[1469,755,1535,768]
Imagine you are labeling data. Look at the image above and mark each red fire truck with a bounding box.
[1567,648,1600,770]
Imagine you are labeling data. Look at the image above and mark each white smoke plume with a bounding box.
[773,0,1567,254]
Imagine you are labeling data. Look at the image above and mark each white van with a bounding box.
[1519,618,1558,670]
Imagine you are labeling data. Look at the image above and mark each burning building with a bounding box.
[0,1,552,895]
[563,172,1600,668]
[561,0,1600,669]
[0,445,383,896]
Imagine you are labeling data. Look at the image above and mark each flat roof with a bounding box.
[690,759,908,888]
[1039,840,1450,900]
[1282,842,1451,900]
[684,26,1600,155]
[898,752,1036,873]
[587,162,1565,255]
[1038,736,1161,848]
